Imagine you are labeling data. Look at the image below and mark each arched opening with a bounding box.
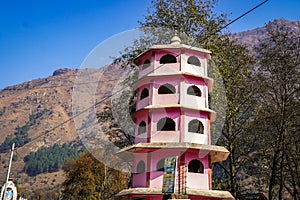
[158,84,176,94]
[187,56,201,66]
[157,117,175,131]
[160,54,177,64]
[156,158,165,171]
[187,85,201,97]
[188,119,204,134]
[142,59,151,69]
[188,159,204,173]
[137,160,146,173]
[140,88,149,100]
[5,188,13,200]
[138,121,147,135]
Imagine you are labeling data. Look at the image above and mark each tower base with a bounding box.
[116,188,234,200]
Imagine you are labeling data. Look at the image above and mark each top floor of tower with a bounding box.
[134,36,212,81]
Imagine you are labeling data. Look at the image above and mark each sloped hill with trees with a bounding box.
[0,65,124,193]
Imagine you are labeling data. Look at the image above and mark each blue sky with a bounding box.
[0,0,299,89]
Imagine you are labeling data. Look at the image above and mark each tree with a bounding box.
[210,36,257,198]
[23,142,84,176]
[97,101,134,149]
[115,0,227,68]
[252,20,300,200]
[61,152,128,200]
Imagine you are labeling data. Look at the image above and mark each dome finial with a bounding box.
[171,36,181,44]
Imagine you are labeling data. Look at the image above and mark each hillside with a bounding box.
[0,65,125,191]
[232,19,300,49]
[0,19,298,194]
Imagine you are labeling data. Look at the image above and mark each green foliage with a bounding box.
[251,20,300,200]
[0,124,31,152]
[114,0,228,68]
[0,109,51,152]
[28,109,50,125]
[23,143,85,176]
[62,152,128,200]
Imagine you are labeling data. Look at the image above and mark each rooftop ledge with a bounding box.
[116,187,234,200]
[117,142,229,163]
[134,72,214,93]
[150,43,212,54]
[135,105,216,122]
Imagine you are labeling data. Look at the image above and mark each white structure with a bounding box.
[0,179,17,200]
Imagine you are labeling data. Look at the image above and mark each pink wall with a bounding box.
[154,49,180,63]
[134,110,149,143]
[132,173,147,187]
[137,84,150,99]
[153,93,179,105]
[184,49,207,59]
[136,51,153,66]
[184,111,209,138]
[150,108,180,123]
[185,151,209,169]
[135,110,149,125]
[184,110,209,119]
[184,75,206,85]
[134,108,211,144]
[130,149,211,189]
[132,45,214,193]
[136,96,150,110]
[152,76,180,91]
[151,130,180,143]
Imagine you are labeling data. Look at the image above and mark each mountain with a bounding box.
[0,65,125,192]
[232,19,300,49]
[0,19,298,195]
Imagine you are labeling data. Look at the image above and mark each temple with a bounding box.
[117,36,234,200]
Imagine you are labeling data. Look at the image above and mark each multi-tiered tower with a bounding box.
[117,37,234,200]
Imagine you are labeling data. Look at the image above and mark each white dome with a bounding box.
[171,36,181,44]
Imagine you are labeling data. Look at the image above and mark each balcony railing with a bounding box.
[186,172,209,189]
[151,131,180,143]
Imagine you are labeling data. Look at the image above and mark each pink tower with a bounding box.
[117,37,234,200]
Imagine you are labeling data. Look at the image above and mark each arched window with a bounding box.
[158,84,176,94]
[187,56,201,66]
[142,59,151,69]
[157,117,175,131]
[138,121,147,135]
[188,159,204,173]
[160,54,177,64]
[187,85,201,97]
[188,119,204,134]
[156,158,165,171]
[140,88,149,100]
[137,160,146,173]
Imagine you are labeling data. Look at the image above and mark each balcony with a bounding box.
[135,132,148,144]
[132,173,147,187]
[184,132,208,144]
[136,96,150,110]
[182,63,206,77]
[153,93,179,105]
[181,94,206,109]
[151,131,180,143]
[138,64,155,79]
[154,63,180,75]
[150,171,164,188]
[186,172,209,189]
